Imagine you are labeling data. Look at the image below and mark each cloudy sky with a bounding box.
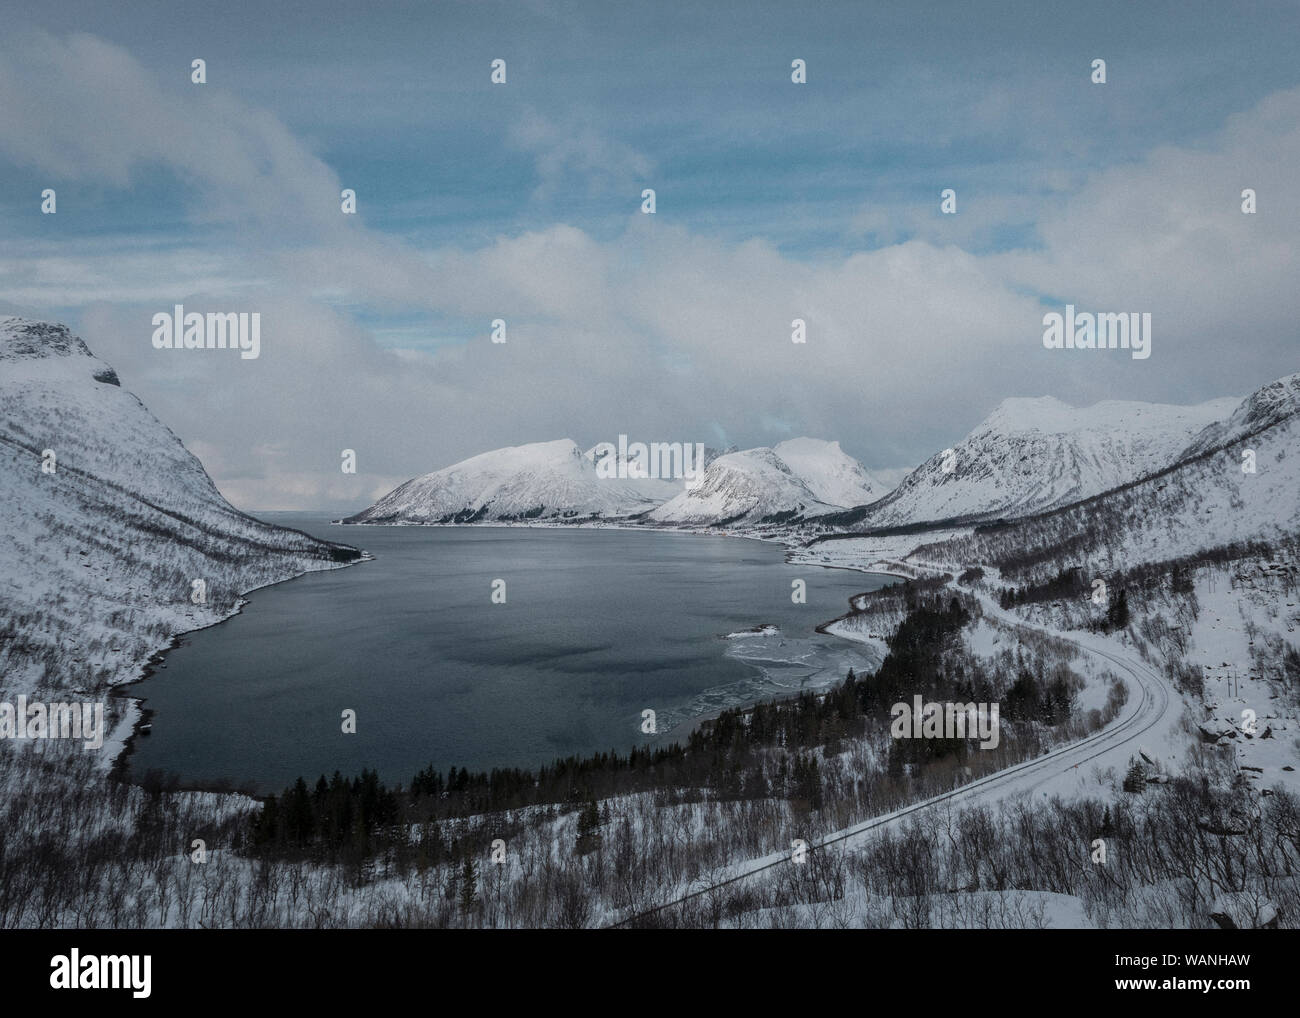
[1,0,1298,510]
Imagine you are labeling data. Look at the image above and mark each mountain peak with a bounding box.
[981,395,1076,433]
[648,444,833,526]
[347,437,678,524]
[0,317,119,385]
[1,317,93,360]
[774,436,842,456]
[1180,370,1300,459]
[858,391,1238,528]
[773,437,884,509]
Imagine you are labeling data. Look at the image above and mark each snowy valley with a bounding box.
[3,318,1299,931]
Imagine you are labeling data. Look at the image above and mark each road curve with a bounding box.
[604,585,1179,927]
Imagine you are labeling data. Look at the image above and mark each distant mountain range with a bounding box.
[344,436,890,526]
[344,381,1300,539]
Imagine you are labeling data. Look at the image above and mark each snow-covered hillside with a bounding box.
[0,318,359,707]
[1180,371,1300,459]
[647,446,838,526]
[346,436,881,527]
[343,439,685,524]
[917,372,1300,581]
[772,438,886,509]
[848,394,1238,529]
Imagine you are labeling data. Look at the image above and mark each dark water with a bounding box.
[126,516,894,792]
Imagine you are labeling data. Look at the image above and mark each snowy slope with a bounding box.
[0,317,359,701]
[920,372,1300,582]
[344,439,682,524]
[1180,371,1300,459]
[772,438,885,509]
[348,437,883,530]
[851,395,1237,528]
[647,446,838,526]
[582,442,725,501]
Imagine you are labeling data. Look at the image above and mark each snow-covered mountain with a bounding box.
[344,388,1260,535]
[344,439,684,524]
[772,438,886,509]
[344,436,879,527]
[0,317,359,700]
[923,371,1300,582]
[844,394,1238,529]
[1179,371,1300,460]
[647,446,839,526]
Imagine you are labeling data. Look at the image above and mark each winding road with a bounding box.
[606,583,1180,927]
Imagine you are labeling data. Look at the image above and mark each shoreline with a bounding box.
[110,549,373,789]
[117,516,902,798]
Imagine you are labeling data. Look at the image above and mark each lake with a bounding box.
[126,515,895,792]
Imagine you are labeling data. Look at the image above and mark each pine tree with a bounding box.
[576,797,602,853]
[458,854,478,917]
[1107,588,1130,631]
[1122,757,1146,793]
[285,776,313,848]
[252,793,279,846]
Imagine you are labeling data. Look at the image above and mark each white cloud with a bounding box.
[509,109,654,200]
[2,32,1297,509]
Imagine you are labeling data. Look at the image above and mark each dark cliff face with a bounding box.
[1,317,119,384]
[0,317,93,359]
[2,314,360,568]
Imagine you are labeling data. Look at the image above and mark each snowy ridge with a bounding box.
[647,446,839,525]
[917,372,1300,581]
[1179,371,1300,460]
[344,382,1294,538]
[847,394,1238,529]
[772,438,885,509]
[347,436,878,526]
[343,439,683,523]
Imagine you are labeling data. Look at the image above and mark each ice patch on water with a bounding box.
[723,624,780,639]
[655,625,884,736]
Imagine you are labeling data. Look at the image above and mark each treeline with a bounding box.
[250,592,974,862]
[248,588,1087,869]
[979,516,1288,592]
[998,565,1091,607]
[991,537,1297,635]
[1107,538,1292,598]
[996,566,1131,631]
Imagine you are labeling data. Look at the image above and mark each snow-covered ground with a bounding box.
[789,528,971,576]
[1184,568,1300,797]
